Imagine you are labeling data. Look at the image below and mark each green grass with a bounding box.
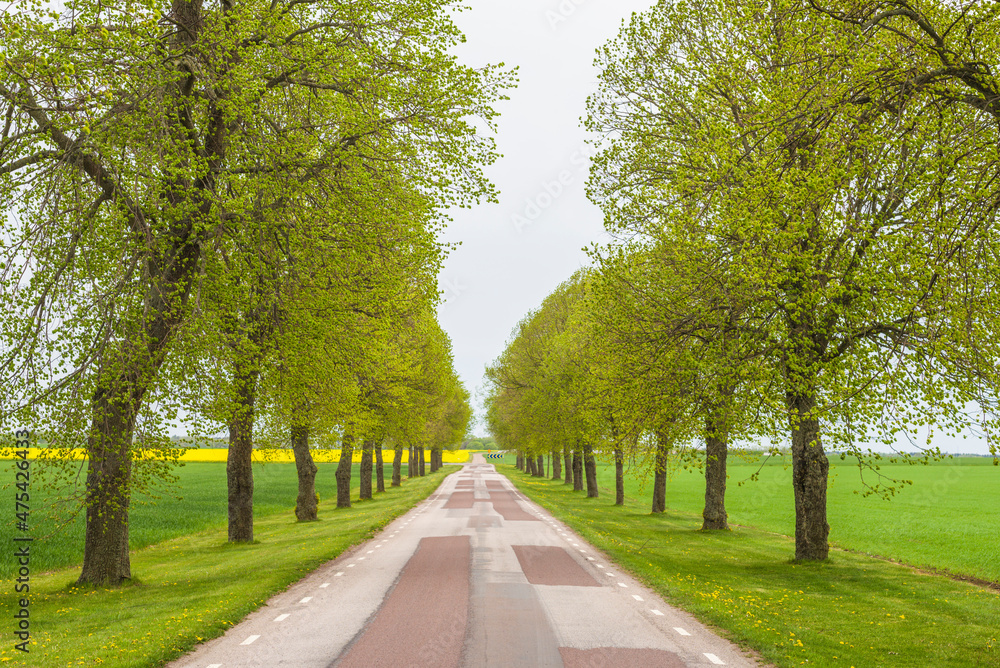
[0,460,401,577]
[577,454,1000,583]
[501,457,999,668]
[0,465,447,667]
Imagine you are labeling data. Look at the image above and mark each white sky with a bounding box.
[437,0,653,431]
[435,1,995,456]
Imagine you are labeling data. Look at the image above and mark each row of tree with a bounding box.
[485,0,1000,561]
[0,0,499,584]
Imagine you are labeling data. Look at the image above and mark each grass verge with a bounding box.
[0,468,448,667]
[501,460,998,668]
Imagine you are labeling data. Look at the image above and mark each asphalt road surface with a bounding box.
[168,454,763,668]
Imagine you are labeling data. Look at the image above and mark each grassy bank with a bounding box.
[501,459,998,668]
[0,466,449,667]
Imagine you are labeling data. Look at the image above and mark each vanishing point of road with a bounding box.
[168,454,762,667]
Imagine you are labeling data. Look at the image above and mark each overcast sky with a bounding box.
[436,0,653,432]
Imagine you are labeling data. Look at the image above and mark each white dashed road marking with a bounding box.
[705,653,726,665]
[632,595,644,601]
[651,609,664,616]
[300,597,312,603]
[240,635,259,645]
[320,583,330,588]
[674,627,691,636]
[274,614,290,622]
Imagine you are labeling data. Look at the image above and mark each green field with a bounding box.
[579,454,999,583]
[0,462,446,667]
[0,460,402,577]
[501,455,999,668]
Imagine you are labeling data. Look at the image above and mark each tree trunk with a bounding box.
[564,444,572,485]
[79,388,135,585]
[552,448,562,480]
[292,425,318,521]
[572,448,583,491]
[418,446,426,476]
[376,444,385,493]
[583,441,598,498]
[615,447,624,506]
[227,356,258,542]
[359,439,374,500]
[336,432,354,509]
[702,411,729,530]
[516,452,524,470]
[652,430,669,513]
[392,444,403,487]
[788,391,830,560]
[525,455,534,476]
[407,443,416,478]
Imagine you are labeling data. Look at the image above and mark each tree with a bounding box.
[585,0,1000,559]
[0,0,510,583]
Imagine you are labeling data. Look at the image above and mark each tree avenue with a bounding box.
[0,0,505,584]
[487,0,999,564]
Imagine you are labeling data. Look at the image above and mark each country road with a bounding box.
[168,454,763,667]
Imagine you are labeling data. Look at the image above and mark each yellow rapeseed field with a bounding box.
[1,447,470,463]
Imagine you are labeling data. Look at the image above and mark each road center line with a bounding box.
[274,614,290,622]
[650,609,664,616]
[632,595,644,601]
[674,627,691,636]
[240,635,259,645]
[300,597,312,603]
[320,583,330,588]
[705,653,726,665]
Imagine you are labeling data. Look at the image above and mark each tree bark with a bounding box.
[336,432,354,509]
[292,425,318,521]
[652,430,669,513]
[535,454,545,477]
[564,444,572,485]
[392,444,403,487]
[614,447,624,506]
[79,387,135,585]
[227,355,258,542]
[551,448,562,480]
[516,451,523,470]
[572,448,583,491]
[359,439,374,500]
[702,410,729,530]
[583,441,598,498]
[407,443,416,478]
[418,446,426,476]
[788,391,830,560]
[376,444,385,493]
